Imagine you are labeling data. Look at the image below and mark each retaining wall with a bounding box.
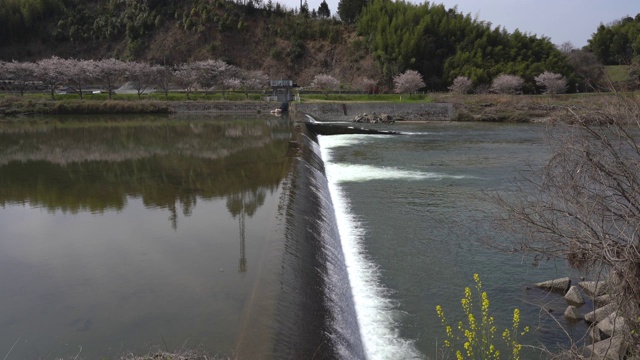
[291,102,453,121]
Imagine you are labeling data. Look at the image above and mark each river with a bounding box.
[0,115,588,359]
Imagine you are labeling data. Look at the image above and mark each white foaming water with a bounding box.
[330,163,470,183]
[319,135,423,360]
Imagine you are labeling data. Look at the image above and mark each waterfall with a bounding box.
[273,125,366,359]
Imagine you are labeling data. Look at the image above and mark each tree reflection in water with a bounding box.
[0,116,291,228]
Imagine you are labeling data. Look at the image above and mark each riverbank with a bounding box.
[430,92,626,123]
[0,96,280,116]
[0,92,631,122]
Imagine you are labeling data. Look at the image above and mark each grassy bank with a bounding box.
[1,91,633,122]
[0,96,171,116]
[430,92,628,122]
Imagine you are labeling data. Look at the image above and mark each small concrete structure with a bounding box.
[597,312,628,337]
[269,79,296,102]
[585,303,616,324]
[579,280,609,296]
[535,277,571,294]
[583,335,626,360]
[564,285,585,305]
[564,305,582,321]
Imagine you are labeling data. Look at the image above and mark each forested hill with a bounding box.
[0,0,376,86]
[0,0,629,91]
[357,1,570,91]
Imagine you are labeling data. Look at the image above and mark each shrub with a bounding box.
[436,274,528,360]
[534,71,567,94]
[449,76,473,94]
[491,74,524,94]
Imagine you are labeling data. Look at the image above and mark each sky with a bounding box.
[283,0,640,48]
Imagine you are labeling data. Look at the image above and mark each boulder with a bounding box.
[564,305,582,321]
[564,285,585,305]
[582,336,626,360]
[594,294,612,306]
[579,280,609,297]
[597,312,628,337]
[535,277,571,294]
[585,303,616,324]
[588,324,602,343]
[352,113,395,124]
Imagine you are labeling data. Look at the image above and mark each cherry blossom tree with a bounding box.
[1,61,37,96]
[35,56,67,100]
[240,69,268,99]
[490,74,524,94]
[124,61,155,99]
[222,77,242,98]
[60,59,98,99]
[174,63,198,99]
[448,76,473,94]
[393,70,425,96]
[534,71,568,94]
[153,64,173,99]
[192,59,235,95]
[95,58,127,99]
[354,76,377,94]
[311,74,339,98]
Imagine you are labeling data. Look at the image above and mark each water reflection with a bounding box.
[227,190,267,273]
[0,116,290,226]
[0,115,292,359]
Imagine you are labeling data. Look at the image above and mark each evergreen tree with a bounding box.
[587,15,640,65]
[318,0,331,18]
[338,0,367,23]
[358,0,570,91]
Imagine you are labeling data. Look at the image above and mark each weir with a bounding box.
[273,121,366,359]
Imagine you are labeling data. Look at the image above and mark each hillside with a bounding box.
[0,0,380,86]
[2,0,623,92]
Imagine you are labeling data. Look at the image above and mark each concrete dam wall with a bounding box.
[291,102,453,121]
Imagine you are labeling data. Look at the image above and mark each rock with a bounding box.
[588,324,602,343]
[579,280,609,297]
[597,312,628,337]
[585,303,616,324]
[564,305,582,321]
[594,294,612,306]
[564,285,585,305]
[352,112,395,124]
[535,277,571,294]
[379,114,394,123]
[583,336,626,360]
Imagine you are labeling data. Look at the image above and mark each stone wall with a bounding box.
[291,102,453,121]
[169,102,275,113]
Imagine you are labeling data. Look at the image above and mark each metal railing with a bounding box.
[270,80,293,87]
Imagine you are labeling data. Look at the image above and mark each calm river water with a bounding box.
[0,115,292,359]
[0,115,587,359]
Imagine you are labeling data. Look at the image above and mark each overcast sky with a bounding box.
[284,0,640,48]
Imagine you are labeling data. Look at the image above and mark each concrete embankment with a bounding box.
[168,101,275,113]
[291,102,453,121]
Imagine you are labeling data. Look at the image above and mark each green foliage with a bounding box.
[436,274,529,360]
[317,0,330,18]
[358,0,570,91]
[52,0,159,47]
[587,15,640,65]
[605,65,630,83]
[269,47,282,60]
[287,39,306,62]
[338,0,366,23]
[0,0,67,44]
